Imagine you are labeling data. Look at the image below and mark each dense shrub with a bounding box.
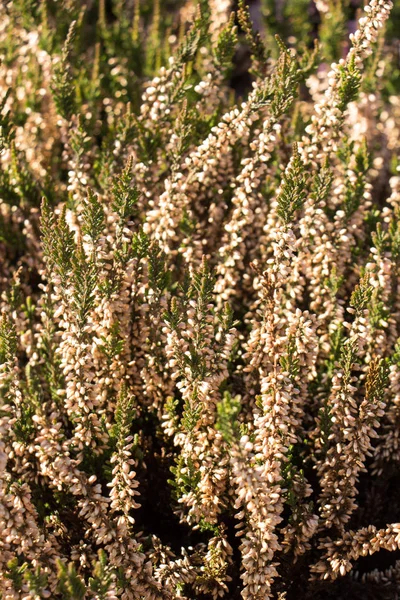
[1,0,400,598]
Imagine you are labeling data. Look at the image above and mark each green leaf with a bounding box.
[112,156,139,220]
[88,550,115,600]
[350,272,373,315]
[277,142,308,225]
[71,240,98,329]
[237,0,269,76]
[337,53,362,113]
[214,13,238,71]
[82,187,105,243]
[57,560,87,600]
[216,391,241,444]
[0,88,15,152]
[176,6,208,66]
[0,313,17,365]
[51,20,77,120]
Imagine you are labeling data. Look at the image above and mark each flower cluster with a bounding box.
[0,0,400,599]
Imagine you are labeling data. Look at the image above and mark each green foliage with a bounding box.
[0,2,399,598]
[24,565,49,596]
[110,383,137,446]
[214,13,238,71]
[5,557,28,590]
[238,0,269,76]
[131,228,151,261]
[372,223,389,255]
[41,199,75,283]
[189,255,215,311]
[216,391,241,444]
[38,297,65,405]
[318,338,357,452]
[0,210,24,251]
[98,322,124,362]
[369,288,390,332]
[280,335,300,380]
[364,356,389,413]
[81,187,105,243]
[337,53,362,113]
[277,142,308,225]
[393,339,400,365]
[13,368,38,442]
[253,36,319,119]
[123,112,162,165]
[176,6,209,67]
[88,550,115,599]
[181,392,203,433]
[282,446,304,506]
[169,453,202,500]
[172,101,197,163]
[324,265,344,300]
[69,115,92,170]
[350,272,373,315]
[10,143,42,207]
[0,89,15,152]
[339,338,357,382]
[319,0,348,63]
[42,196,99,329]
[71,240,98,330]
[51,20,77,120]
[111,156,139,220]
[0,312,17,365]
[312,158,334,206]
[148,242,169,295]
[166,258,216,379]
[57,560,87,600]
[327,323,345,377]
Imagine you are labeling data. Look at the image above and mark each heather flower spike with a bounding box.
[0,0,399,598]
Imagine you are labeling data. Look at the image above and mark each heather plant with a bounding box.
[0,0,400,599]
